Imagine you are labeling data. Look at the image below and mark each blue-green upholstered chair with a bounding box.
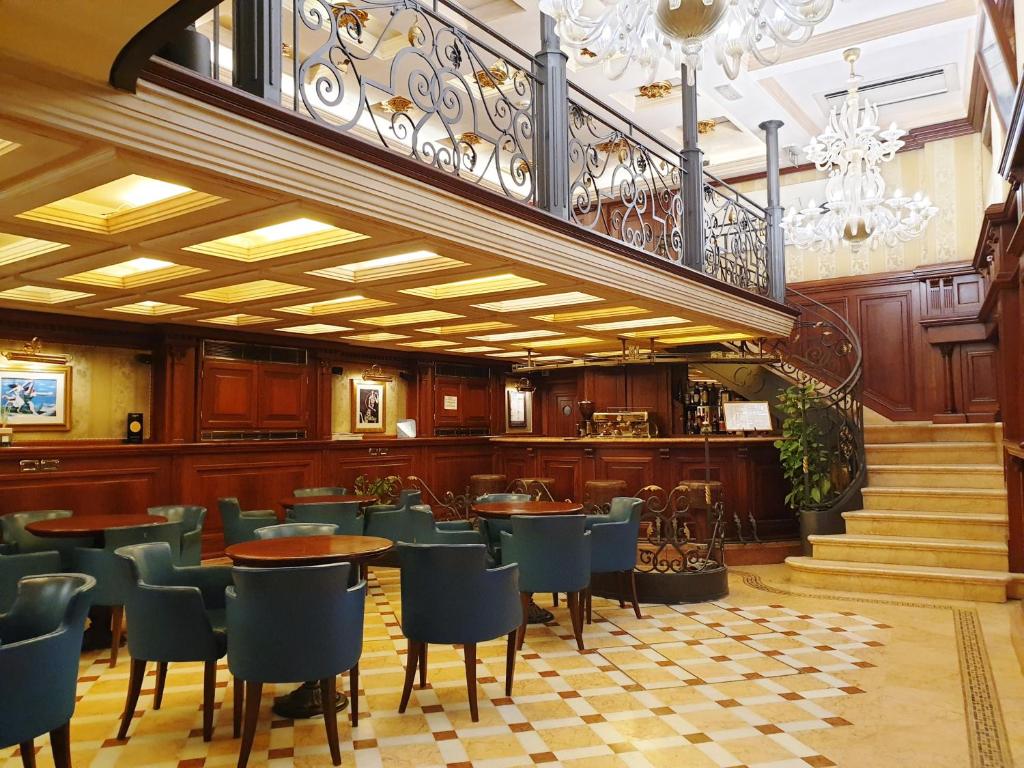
[255,523,338,539]
[218,498,277,548]
[365,499,482,567]
[587,498,644,622]
[148,505,207,566]
[363,488,422,516]
[0,573,95,768]
[475,494,532,564]
[1,510,78,567]
[73,521,181,667]
[0,551,62,613]
[501,515,591,650]
[397,544,519,722]
[287,501,363,534]
[227,562,366,768]
[114,542,233,742]
[292,486,348,497]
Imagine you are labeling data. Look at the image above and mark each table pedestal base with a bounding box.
[272,681,348,719]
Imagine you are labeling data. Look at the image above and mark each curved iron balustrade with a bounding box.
[702,178,770,296]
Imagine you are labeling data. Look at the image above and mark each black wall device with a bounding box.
[126,413,144,443]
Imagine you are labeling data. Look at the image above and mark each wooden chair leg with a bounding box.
[238,681,262,768]
[617,572,627,609]
[202,660,216,742]
[398,640,420,713]
[566,591,585,651]
[18,740,34,768]
[154,661,168,710]
[552,592,559,607]
[627,570,642,619]
[517,592,530,650]
[349,665,359,727]
[464,642,479,722]
[320,678,341,766]
[585,588,593,625]
[233,677,245,739]
[117,658,147,740]
[505,630,517,696]
[109,605,125,668]
[418,642,428,689]
[49,723,71,768]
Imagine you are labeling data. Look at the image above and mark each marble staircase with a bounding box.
[786,423,1014,602]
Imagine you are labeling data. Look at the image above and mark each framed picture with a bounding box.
[977,7,1018,131]
[507,390,527,428]
[351,379,385,433]
[0,364,72,430]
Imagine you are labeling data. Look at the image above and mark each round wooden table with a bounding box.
[280,495,377,511]
[471,500,584,519]
[25,514,166,538]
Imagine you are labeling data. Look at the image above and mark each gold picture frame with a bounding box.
[351,379,386,433]
[0,363,72,431]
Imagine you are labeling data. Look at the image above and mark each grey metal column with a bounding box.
[233,0,282,101]
[533,14,570,219]
[760,119,787,303]
[679,65,705,271]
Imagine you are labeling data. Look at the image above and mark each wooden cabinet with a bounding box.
[433,376,464,428]
[428,372,492,434]
[326,446,415,491]
[200,359,310,432]
[257,364,309,428]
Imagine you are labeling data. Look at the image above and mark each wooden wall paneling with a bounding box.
[199,359,259,429]
[626,366,673,436]
[668,448,736,540]
[152,339,197,442]
[958,343,1000,418]
[256,363,310,429]
[461,377,491,427]
[426,444,494,496]
[857,290,918,416]
[542,378,581,437]
[416,363,435,435]
[433,376,463,428]
[497,446,534,484]
[583,367,626,410]
[536,447,586,500]
[744,445,796,540]
[312,358,336,440]
[593,447,659,491]
[326,446,416,491]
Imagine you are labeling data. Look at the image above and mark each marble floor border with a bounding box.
[732,570,1013,768]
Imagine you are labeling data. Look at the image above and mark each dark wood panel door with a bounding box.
[959,343,1000,417]
[858,292,916,416]
[544,382,579,438]
[257,364,309,429]
[537,450,585,501]
[594,449,659,494]
[433,377,463,427]
[461,378,490,427]
[201,360,258,429]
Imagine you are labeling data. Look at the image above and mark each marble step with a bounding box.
[808,533,1009,571]
[843,509,1008,542]
[861,487,1007,514]
[864,442,1003,466]
[863,423,1000,444]
[866,464,1005,489]
[785,557,1010,602]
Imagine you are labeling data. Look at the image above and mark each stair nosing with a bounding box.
[843,509,1007,523]
[807,533,1008,553]
[861,487,1007,498]
[785,556,1012,583]
[866,464,1004,472]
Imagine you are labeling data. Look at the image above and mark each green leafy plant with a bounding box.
[774,383,832,509]
[354,474,402,505]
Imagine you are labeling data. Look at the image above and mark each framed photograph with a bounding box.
[351,379,385,433]
[977,7,1018,131]
[0,364,72,430]
[507,390,527,428]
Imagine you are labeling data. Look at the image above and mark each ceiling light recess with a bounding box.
[276,295,393,316]
[107,300,196,317]
[63,257,205,289]
[0,233,69,267]
[355,310,464,327]
[309,250,466,283]
[400,273,544,300]
[474,292,602,313]
[184,280,312,304]
[185,217,368,262]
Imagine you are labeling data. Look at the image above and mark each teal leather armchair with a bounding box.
[148,505,207,566]
[114,542,232,742]
[588,497,644,621]
[475,493,531,564]
[287,501,363,534]
[73,522,181,667]
[0,573,95,768]
[398,544,520,721]
[1,510,78,567]
[227,562,366,768]
[365,499,482,567]
[501,515,591,650]
[0,550,62,612]
[255,523,338,538]
[292,486,347,497]
[218,498,277,547]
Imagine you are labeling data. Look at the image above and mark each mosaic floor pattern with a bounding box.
[2,564,1021,768]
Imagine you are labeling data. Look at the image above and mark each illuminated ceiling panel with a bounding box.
[487,350,529,358]
[581,316,689,331]
[276,296,393,316]
[184,280,312,303]
[400,273,544,300]
[398,340,458,348]
[63,257,205,289]
[532,306,648,323]
[469,329,563,342]
[658,331,753,344]
[623,325,715,339]
[185,217,368,262]
[0,285,93,304]
[0,138,19,157]
[345,332,410,342]
[514,336,602,348]
[200,314,276,326]
[418,321,516,335]
[355,310,464,327]
[0,232,69,267]
[449,346,503,353]
[474,292,601,312]
[17,175,223,234]
[106,300,196,317]
[309,250,466,283]
[276,323,354,334]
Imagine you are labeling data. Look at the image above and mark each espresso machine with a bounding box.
[580,405,658,438]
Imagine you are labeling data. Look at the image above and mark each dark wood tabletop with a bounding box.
[224,534,394,567]
[471,501,584,519]
[25,514,167,538]
[280,495,378,509]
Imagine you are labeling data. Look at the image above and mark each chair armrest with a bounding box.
[431,529,484,546]
[239,509,277,521]
[0,542,15,555]
[482,562,519,595]
[172,565,233,610]
[436,520,473,531]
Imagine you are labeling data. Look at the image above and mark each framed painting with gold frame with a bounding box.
[351,379,385,433]
[0,363,72,430]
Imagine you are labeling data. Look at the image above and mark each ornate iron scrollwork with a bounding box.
[635,483,727,575]
[702,180,770,296]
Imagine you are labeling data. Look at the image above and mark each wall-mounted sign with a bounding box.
[507,390,527,427]
[443,395,458,411]
[723,401,772,432]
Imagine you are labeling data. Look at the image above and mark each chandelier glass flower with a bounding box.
[783,48,939,253]
[537,0,835,83]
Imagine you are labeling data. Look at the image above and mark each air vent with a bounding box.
[825,67,949,110]
[202,340,307,365]
[433,427,490,437]
[435,363,490,379]
[201,429,307,441]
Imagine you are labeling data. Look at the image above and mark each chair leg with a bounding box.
[517,592,531,650]
[117,658,147,740]
[585,588,593,625]
[505,630,517,696]
[398,640,420,713]
[18,740,34,768]
[418,642,428,688]
[552,592,559,607]
[349,665,359,727]
[566,591,585,651]
[627,570,642,619]
[233,677,245,739]
[238,681,262,768]
[617,572,627,609]
[49,723,71,768]
[321,678,342,766]
[109,605,125,667]
[154,661,168,710]
[464,642,479,722]
[202,660,216,742]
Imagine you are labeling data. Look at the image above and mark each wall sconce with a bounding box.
[361,364,393,383]
[515,377,536,393]
[1,337,69,365]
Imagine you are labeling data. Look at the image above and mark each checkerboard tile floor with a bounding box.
[1,568,890,768]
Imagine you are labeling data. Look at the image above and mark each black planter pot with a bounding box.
[798,507,846,556]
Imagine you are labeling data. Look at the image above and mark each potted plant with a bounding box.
[774,383,841,554]
[355,474,403,509]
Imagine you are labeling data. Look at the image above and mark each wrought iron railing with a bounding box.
[636,483,727,575]
[703,177,770,296]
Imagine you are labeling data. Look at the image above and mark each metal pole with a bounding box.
[760,119,787,303]
[533,13,570,219]
[680,64,705,271]
[233,0,282,102]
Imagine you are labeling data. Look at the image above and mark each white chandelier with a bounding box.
[537,0,835,83]
[783,48,939,253]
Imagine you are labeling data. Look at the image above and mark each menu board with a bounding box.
[723,402,773,432]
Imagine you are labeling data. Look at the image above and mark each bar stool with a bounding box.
[584,480,629,513]
[511,477,556,500]
[469,474,507,498]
